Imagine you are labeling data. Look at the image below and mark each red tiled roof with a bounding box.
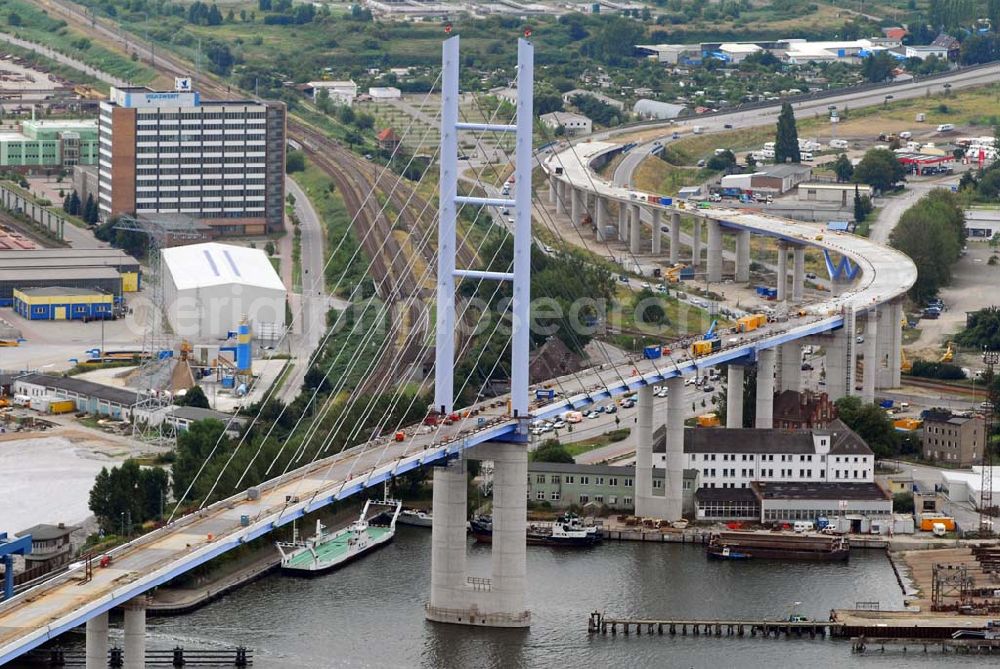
[377,128,399,142]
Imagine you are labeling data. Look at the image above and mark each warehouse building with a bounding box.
[161,241,285,340]
[14,373,140,419]
[0,248,140,307]
[98,86,286,235]
[0,119,98,171]
[13,287,114,320]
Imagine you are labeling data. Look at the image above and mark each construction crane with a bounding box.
[703,320,718,340]
[980,349,999,536]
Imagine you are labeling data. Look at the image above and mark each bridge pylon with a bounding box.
[425,34,533,628]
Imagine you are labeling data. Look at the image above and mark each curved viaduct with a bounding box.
[541,139,917,517]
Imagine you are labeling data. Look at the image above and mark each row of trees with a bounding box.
[889,189,966,302]
[62,190,100,225]
[835,396,920,459]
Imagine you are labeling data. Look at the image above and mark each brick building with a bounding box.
[921,410,985,466]
[772,390,838,429]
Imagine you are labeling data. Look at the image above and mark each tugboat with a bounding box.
[397,509,433,528]
[276,499,402,575]
[470,513,602,547]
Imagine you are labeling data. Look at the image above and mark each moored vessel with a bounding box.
[276,499,402,574]
[706,530,850,561]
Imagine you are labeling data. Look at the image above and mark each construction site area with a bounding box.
[897,544,1000,615]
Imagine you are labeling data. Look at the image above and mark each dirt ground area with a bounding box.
[905,244,998,365]
[896,545,1000,613]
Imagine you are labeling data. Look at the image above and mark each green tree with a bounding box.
[861,51,896,83]
[889,188,965,302]
[893,492,914,513]
[89,460,169,534]
[635,287,665,325]
[833,153,854,182]
[177,384,210,409]
[7,11,21,26]
[286,150,305,173]
[957,307,1000,350]
[531,439,574,463]
[774,102,800,164]
[835,396,900,458]
[172,419,230,501]
[853,148,905,193]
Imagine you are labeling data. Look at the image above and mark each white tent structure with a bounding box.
[939,466,1000,507]
[161,242,286,340]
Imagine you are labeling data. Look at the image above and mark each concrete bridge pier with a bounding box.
[889,300,903,387]
[570,186,581,225]
[427,445,530,627]
[776,244,788,302]
[630,204,642,255]
[792,246,805,304]
[778,342,801,393]
[824,314,856,401]
[706,219,722,283]
[663,376,685,521]
[618,203,627,242]
[755,349,776,428]
[85,612,108,669]
[862,309,879,404]
[726,365,744,428]
[554,180,565,215]
[634,385,658,517]
[428,457,469,618]
[548,175,557,205]
[651,209,662,255]
[691,220,701,268]
[123,599,146,669]
[670,212,681,265]
[595,197,607,240]
[735,230,751,283]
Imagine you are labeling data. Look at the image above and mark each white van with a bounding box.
[899,131,912,140]
[829,138,848,149]
[793,521,814,533]
[763,142,775,151]
[937,123,955,133]
[692,126,705,135]
[800,151,813,161]
[762,148,775,159]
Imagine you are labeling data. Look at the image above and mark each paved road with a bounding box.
[611,64,1000,188]
[280,177,328,405]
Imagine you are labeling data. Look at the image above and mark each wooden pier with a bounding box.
[587,611,838,639]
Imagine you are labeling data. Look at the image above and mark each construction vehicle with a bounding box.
[696,414,720,427]
[0,339,19,347]
[894,417,922,431]
[940,341,954,363]
[73,85,107,100]
[901,348,912,373]
[690,320,721,357]
[664,263,691,283]
[736,313,767,333]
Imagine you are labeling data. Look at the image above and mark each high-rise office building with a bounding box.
[98,86,286,235]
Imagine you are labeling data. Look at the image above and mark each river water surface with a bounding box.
[116,529,984,667]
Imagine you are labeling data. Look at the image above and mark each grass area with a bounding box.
[661,126,776,167]
[563,428,631,458]
[65,361,135,376]
[0,0,156,84]
[268,255,281,274]
[604,284,720,352]
[291,163,369,298]
[633,156,716,194]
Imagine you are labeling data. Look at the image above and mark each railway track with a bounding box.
[30,0,485,389]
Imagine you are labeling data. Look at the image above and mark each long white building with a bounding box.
[98,86,286,236]
[653,419,875,489]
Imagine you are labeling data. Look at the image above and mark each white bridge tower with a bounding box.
[426,33,533,628]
